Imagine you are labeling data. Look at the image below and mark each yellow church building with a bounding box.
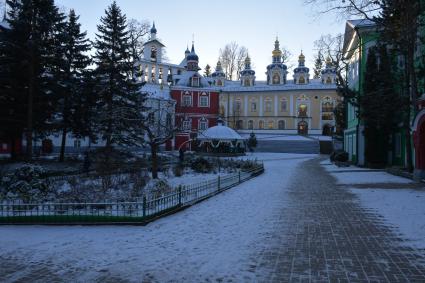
[210,38,339,135]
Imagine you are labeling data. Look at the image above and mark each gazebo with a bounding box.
[197,120,246,156]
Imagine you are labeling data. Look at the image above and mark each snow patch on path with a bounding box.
[0,153,315,282]
[351,188,425,249]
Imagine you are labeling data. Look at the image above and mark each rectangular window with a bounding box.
[280,100,287,112]
[235,101,241,111]
[199,95,209,107]
[183,120,191,130]
[265,101,272,112]
[191,77,199,87]
[183,95,192,107]
[251,102,256,112]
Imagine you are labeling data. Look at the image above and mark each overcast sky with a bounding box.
[3,0,347,80]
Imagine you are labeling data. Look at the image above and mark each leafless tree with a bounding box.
[304,0,381,21]
[219,42,248,80]
[127,19,150,62]
[313,34,346,86]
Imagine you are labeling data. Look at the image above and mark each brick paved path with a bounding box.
[254,158,425,282]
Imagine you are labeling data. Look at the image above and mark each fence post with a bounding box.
[217,175,221,191]
[142,196,147,217]
[238,171,241,183]
[178,186,182,206]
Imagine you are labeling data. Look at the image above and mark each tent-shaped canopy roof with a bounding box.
[198,125,245,141]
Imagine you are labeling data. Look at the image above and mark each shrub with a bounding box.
[0,164,52,202]
[191,157,213,173]
[330,150,349,162]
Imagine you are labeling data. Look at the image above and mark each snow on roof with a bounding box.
[174,71,211,88]
[346,19,376,29]
[211,79,336,93]
[141,83,172,100]
[198,125,245,141]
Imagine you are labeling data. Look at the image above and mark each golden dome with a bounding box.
[325,56,331,64]
[245,55,251,64]
[272,49,282,57]
[299,51,305,61]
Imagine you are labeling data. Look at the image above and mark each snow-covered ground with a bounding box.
[323,161,425,250]
[0,153,316,282]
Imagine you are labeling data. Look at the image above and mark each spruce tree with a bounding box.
[204,64,211,77]
[93,1,143,149]
[56,9,91,162]
[1,0,65,160]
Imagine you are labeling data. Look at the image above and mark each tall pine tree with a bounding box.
[313,51,323,79]
[93,1,143,149]
[1,0,65,160]
[56,9,91,162]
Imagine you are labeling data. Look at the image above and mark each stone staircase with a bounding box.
[254,139,320,154]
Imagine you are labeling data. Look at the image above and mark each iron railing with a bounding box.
[0,164,264,224]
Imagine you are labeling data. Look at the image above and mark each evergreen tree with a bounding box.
[0,0,66,160]
[56,9,91,162]
[204,64,211,77]
[359,46,399,166]
[93,1,144,149]
[313,51,323,79]
[247,132,257,151]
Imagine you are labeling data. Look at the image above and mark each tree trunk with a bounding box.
[151,143,158,179]
[26,62,35,161]
[59,127,67,162]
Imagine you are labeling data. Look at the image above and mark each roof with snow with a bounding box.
[210,79,336,93]
[198,125,245,141]
[173,71,212,88]
[141,83,173,100]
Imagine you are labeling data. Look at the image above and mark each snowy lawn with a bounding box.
[0,152,316,282]
[323,161,425,250]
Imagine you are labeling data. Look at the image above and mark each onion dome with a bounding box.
[186,43,199,62]
[294,50,309,73]
[212,61,226,78]
[150,22,157,34]
[321,56,336,75]
[185,45,190,55]
[272,37,282,58]
[240,55,255,76]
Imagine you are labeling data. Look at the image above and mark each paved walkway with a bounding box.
[254,157,425,282]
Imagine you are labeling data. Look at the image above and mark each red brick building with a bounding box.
[171,44,219,150]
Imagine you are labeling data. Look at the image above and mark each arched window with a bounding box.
[234,99,242,112]
[326,76,332,84]
[191,76,199,87]
[151,46,157,61]
[299,76,305,84]
[199,117,208,131]
[268,120,274,129]
[216,79,223,86]
[251,101,257,112]
[278,120,285,130]
[248,120,254,129]
[259,120,264,129]
[321,97,334,112]
[272,73,280,84]
[244,79,251,86]
[298,104,308,117]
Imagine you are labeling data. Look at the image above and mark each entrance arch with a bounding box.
[298,121,308,135]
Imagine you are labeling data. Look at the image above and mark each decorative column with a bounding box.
[274,94,278,117]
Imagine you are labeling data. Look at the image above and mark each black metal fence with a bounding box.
[0,164,264,224]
